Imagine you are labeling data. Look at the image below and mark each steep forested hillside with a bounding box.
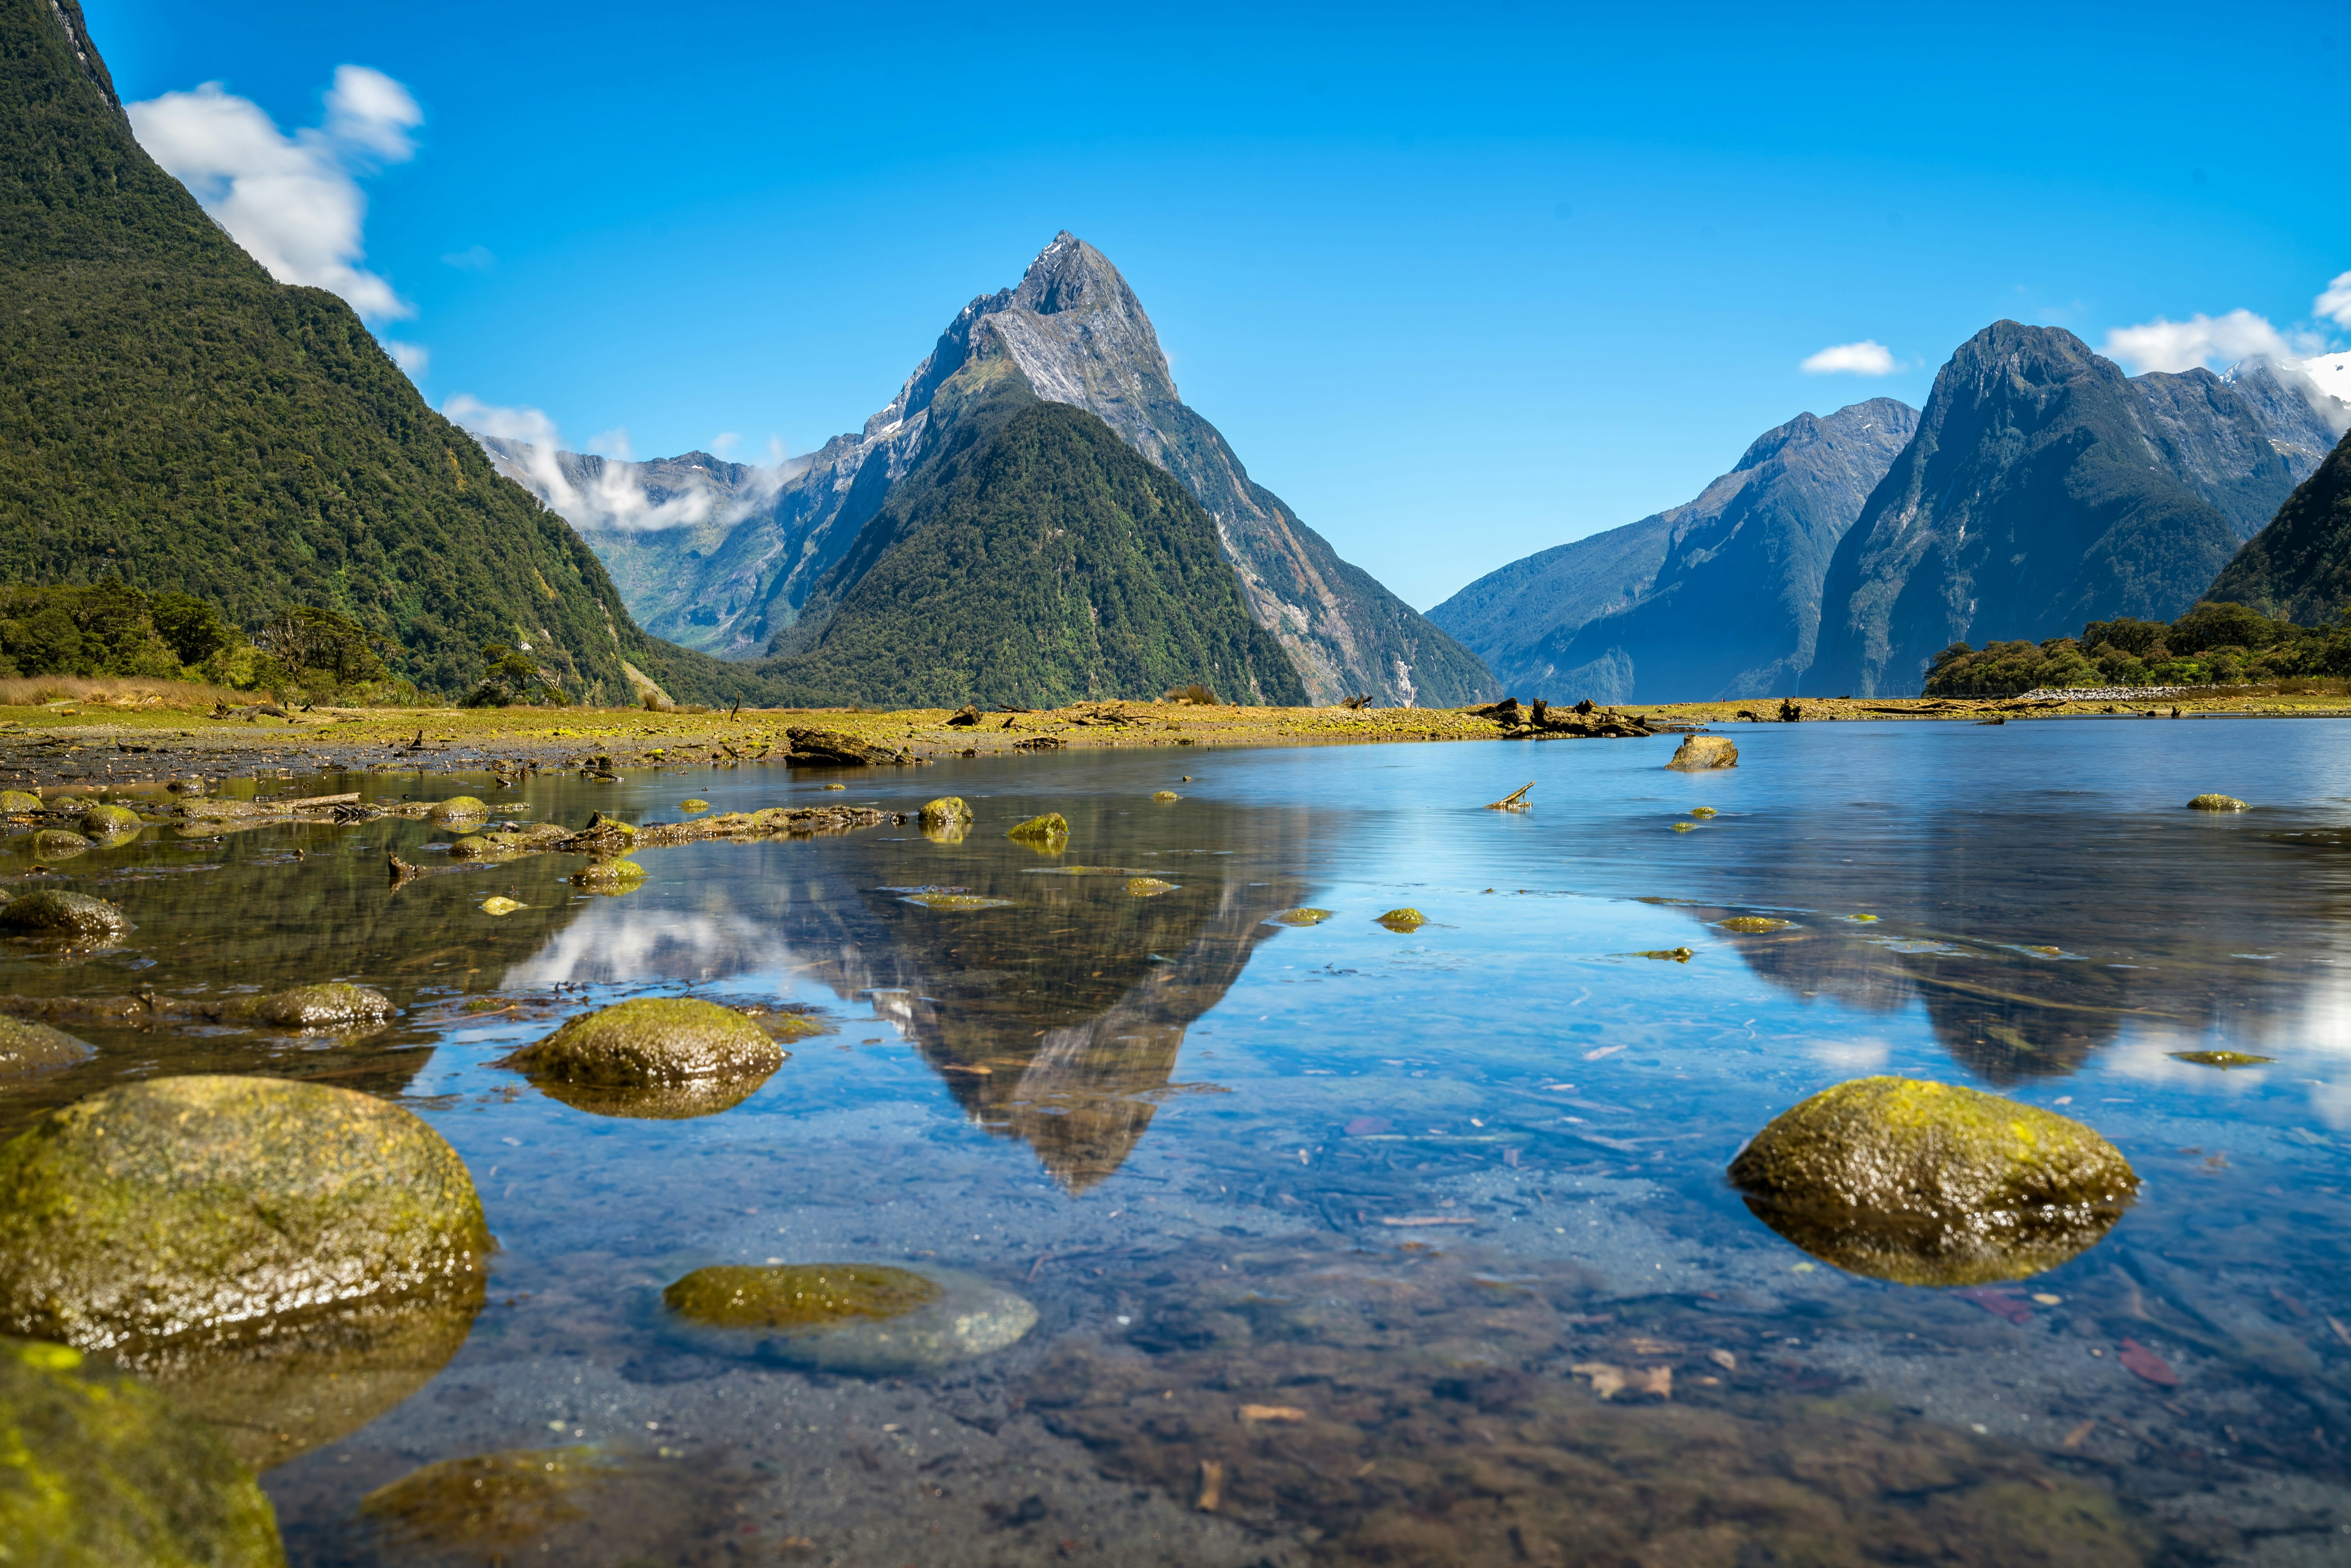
[2204,427,2351,623]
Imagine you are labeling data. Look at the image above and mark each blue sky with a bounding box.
[85,0,2351,610]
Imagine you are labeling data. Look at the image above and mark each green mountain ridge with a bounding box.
[757,364,1306,707]
[2203,427,2351,622]
[0,0,770,705]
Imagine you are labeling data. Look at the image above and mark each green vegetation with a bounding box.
[758,386,1309,708]
[2206,425,2351,622]
[0,579,418,701]
[0,0,778,707]
[1924,600,2351,694]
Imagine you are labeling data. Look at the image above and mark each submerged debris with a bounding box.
[1486,782,1534,811]
[2168,1050,2273,1068]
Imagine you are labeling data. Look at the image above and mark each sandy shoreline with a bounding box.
[0,691,2344,793]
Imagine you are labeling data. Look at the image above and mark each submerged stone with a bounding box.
[427,796,489,822]
[1267,908,1334,927]
[481,896,525,916]
[216,983,394,1029]
[359,1445,620,1549]
[902,892,1013,911]
[1007,812,1070,845]
[0,1076,489,1352]
[1666,734,1738,771]
[2187,794,2247,811]
[0,1015,94,1078]
[30,828,91,858]
[1634,948,1694,962]
[1718,916,1792,932]
[2169,1050,2272,1068]
[0,888,128,940]
[1375,908,1427,932]
[495,998,783,1120]
[1727,1076,2139,1285]
[664,1264,1037,1374]
[1125,877,1176,897]
[0,1336,286,1565]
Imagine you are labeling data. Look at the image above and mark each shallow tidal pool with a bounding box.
[10,717,2351,1565]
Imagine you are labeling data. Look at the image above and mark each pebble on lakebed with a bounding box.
[0,888,129,941]
[494,997,788,1120]
[663,1263,1037,1374]
[2187,793,2247,811]
[0,1076,489,1352]
[0,1015,93,1079]
[1727,1076,2138,1286]
[0,1336,286,1565]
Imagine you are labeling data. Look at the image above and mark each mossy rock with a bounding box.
[0,1015,94,1080]
[2169,1050,2272,1068]
[1718,915,1792,933]
[1266,908,1333,927]
[0,1336,286,1565]
[426,796,489,822]
[1006,811,1069,845]
[30,828,92,859]
[1634,948,1694,962]
[2187,793,2247,811]
[678,799,711,814]
[445,834,506,861]
[0,790,41,813]
[495,999,783,1120]
[359,1445,622,1550]
[1151,791,1181,802]
[0,889,128,940]
[919,796,973,825]
[664,1264,1037,1374]
[1666,734,1738,771]
[1671,822,1696,832]
[79,803,144,839]
[216,983,394,1029]
[0,1076,490,1351]
[570,858,647,888]
[1375,908,1427,932]
[1689,806,1718,818]
[481,896,525,916]
[1727,1076,2139,1285]
[1125,877,1176,897]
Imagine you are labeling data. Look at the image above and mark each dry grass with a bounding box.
[0,675,245,711]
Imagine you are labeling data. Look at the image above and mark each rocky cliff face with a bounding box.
[1806,323,2305,697]
[502,233,1492,707]
[1428,400,1917,702]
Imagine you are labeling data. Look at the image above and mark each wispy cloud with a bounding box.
[2099,308,2305,374]
[2317,271,2351,330]
[1800,340,1897,376]
[443,396,802,534]
[127,65,421,322]
[384,341,429,377]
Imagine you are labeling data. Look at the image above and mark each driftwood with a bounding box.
[1486,782,1534,811]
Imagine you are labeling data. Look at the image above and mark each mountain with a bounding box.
[489,233,1493,707]
[1805,323,2310,697]
[2219,357,2350,481]
[1430,400,1918,702]
[0,0,765,703]
[2204,425,2351,622]
[758,370,1306,707]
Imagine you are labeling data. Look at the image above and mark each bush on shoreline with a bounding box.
[1924,602,2351,696]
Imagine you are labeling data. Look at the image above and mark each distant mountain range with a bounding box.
[0,0,763,704]
[486,235,1493,708]
[1434,327,2348,703]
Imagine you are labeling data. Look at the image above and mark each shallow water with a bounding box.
[13,719,2351,1563]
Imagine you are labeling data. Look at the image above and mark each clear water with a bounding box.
[13,719,2351,1565]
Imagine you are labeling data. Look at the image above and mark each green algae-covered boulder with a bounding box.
[0,1336,286,1566]
[664,1263,1037,1374]
[79,803,144,839]
[30,828,92,859]
[216,984,394,1030]
[0,789,41,813]
[1266,908,1334,927]
[426,796,488,823]
[0,1076,489,1352]
[1006,812,1068,846]
[1727,1076,2139,1286]
[494,998,783,1120]
[444,834,502,860]
[0,1015,94,1080]
[2187,793,2247,811]
[678,798,710,814]
[570,858,646,890]
[0,889,128,941]
[1374,907,1427,932]
[919,796,973,825]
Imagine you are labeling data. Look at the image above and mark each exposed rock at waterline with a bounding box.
[0,789,40,812]
[1375,908,1427,932]
[1667,735,1738,771]
[0,888,127,939]
[0,1336,286,1565]
[1007,812,1070,846]
[785,726,914,766]
[1727,1076,2139,1285]
[1266,908,1333,927]
[2187,794,2247,811]
[495,998,785,1120]
[920,796,974,825]
[0,1016,93,1079]
[79,802,144,838]
[0,1076,489,1351]
[664,1263,1037,1374]
[215,984,395,1029]
[426,796,488,823]
[29,828,91,858]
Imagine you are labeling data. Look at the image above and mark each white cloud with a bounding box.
[126,65,421,322]
[2099,307,2310,374]
[384,340,429,377]
[444,396,802,535]
[1800,340,1897,376]
[2317,271,2351,330]
[709,432,741,458]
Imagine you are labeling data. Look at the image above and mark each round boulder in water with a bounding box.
[570,857,646,890]
[0,789,41,813]
[1374,908,1427,932]
[29,829,91,859]
[0,1336,286,1565]
[1727,1076,2138,1286]
[2187,793,2247,811]
[0,1075,490,1351]
[495,998,783,1120]
[0,888,128,941]
[919,796,973,825]
[427,796,488,823]
[80,803,145,839]
[1006,812,1068,847]
[0,1016,94,1080]
[218,984,395,1029]
[663,1262,1036,1374]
